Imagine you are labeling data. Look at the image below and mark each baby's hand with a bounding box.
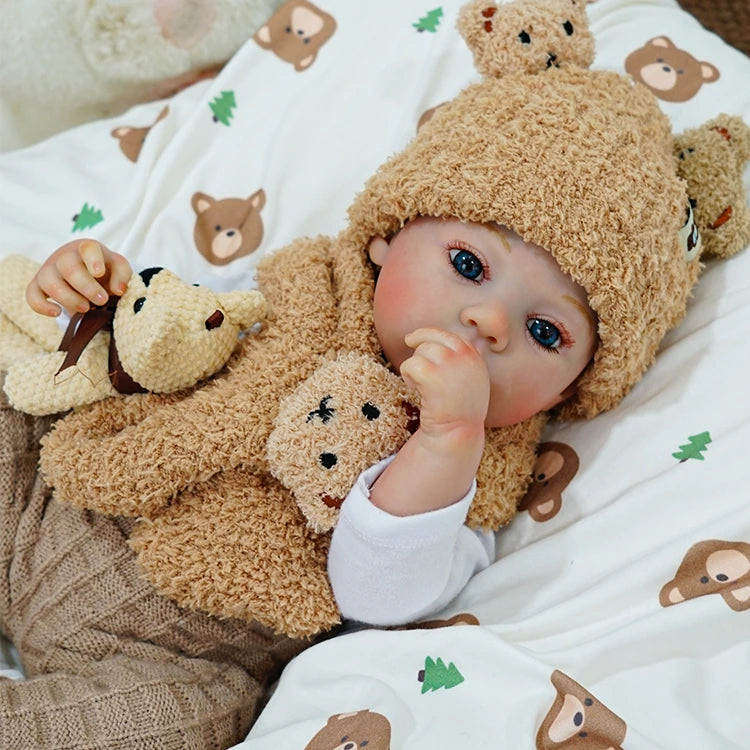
[26,239,132,317]
[401,327,490,443]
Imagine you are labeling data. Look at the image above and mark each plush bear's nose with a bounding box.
[205,310,224,330]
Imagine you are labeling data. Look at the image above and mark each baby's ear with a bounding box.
[367,236,390,266]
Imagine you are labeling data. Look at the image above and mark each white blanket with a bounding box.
[1,0,749,747]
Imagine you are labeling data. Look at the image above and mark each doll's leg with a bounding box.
[0,376,58,633]
[0,650,262,749]
[1,463,302,750]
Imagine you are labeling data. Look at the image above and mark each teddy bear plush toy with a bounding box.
[3,1,748,747]
[673,113,750,260]
[0,254,267,415]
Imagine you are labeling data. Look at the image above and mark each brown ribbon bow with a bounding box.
[56,297,147,395]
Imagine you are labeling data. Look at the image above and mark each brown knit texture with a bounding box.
[679,0,750,56]
[0,379,305,749]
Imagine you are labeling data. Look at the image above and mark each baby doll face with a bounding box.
[369,217,597,427]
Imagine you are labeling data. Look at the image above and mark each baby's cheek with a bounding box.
[485,378,547,427]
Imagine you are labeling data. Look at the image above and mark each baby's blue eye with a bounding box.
[449,249,484,281]
[527,318,561,350]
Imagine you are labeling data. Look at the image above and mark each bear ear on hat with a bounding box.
[456,0,595,78]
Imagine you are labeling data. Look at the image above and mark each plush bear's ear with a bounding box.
[217,289,268,330]
[716,113,750,162]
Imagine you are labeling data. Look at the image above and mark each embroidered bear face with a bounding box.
[267,353,418,533]
[254,0,336,71]
[304,709,391,750]
[660,540,750,612]
[191,189,266,265]
[537,670,627,750]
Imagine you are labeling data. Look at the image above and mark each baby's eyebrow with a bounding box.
[484,222,512,252]
[562,294,598,339]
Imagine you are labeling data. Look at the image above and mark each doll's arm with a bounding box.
[367,328,488,517]
[329,456,494,625]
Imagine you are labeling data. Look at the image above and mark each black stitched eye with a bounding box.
[563,20,574,35]
[362,402,380,420]
[518,30,531,44]
[319,452,337,469]
[133,297,145,313]
[307,396,335,424]
[215,224,221,231]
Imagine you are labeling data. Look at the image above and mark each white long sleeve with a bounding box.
[328,456,495,626]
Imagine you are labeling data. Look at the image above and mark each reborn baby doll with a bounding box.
[2,0,747,748]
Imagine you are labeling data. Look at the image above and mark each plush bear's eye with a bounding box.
[205,310,224,330]
[215,224,222,232]
[563,20,574,35]
[307,396,335,424]
[319,452,337,469]
[518,30,531,44]
[133,297,146,313]
[361,402,380,421]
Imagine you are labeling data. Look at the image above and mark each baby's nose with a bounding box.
[460,301,509,352]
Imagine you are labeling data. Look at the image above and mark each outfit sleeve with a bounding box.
[327,456,495,627]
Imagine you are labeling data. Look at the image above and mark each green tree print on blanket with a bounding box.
[418,656,464,693]
[414,8,443,32]
[210,91,236,126]
[672,431,712,462]
[72,203,103,232]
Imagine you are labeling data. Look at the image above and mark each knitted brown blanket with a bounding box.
[678,0,750,56]
[0,379,305,749]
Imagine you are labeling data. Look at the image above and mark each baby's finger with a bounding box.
[29,267,94,314]
[78,239,107,278]
[59,262,109,307]
[404,327,471,354]
[105,252,132,296]
[25,278,63,316]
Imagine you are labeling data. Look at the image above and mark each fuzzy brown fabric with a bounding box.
[674,114,750,260]
[0,377,305,749]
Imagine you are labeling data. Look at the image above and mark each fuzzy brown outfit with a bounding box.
[3,1,748,748]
